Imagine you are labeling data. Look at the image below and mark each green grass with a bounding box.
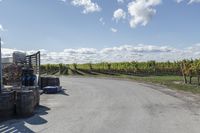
[123,75,200,94]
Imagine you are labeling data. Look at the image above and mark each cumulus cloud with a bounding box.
[188,0,200,4]
[128,0,161,28]
[100,45,174,54]
[71,0,101,14]
[64,48,97,54]
[59,0,67,2]
[176,0,200,4]
[110,28,118,33]
[113,8,126,22]
[176,0,184,3]
[2,48,22,57]
[2,44,200,64]
[0,25,5,32]
[117,0,124,3]
[99,17,105,25]
[1,40,4,45]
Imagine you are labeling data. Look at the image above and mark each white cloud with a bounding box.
[113,8,126,22]
[2,44,200,64]
[59,0,67,2]
[176,0,200,4]
[117,0,124,3]
[1,40,4,45]
[0,25,5,32]
[71,0,101,14]
[100,44,174,54]
[110,28,118,33]
[2,48,22,57]
[64,48,97,54]
[128,0,161,28]
[99,17,105,25]
[188,0,200,4]
[176,0,184,3]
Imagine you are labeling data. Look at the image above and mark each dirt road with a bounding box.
[1,77,200,133]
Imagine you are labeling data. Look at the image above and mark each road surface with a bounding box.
[1,77,200,133]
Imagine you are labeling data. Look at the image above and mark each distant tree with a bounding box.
[88,63,93,71]
[59,63,63,75]
[192,60,200,85]
[180,60,193,84]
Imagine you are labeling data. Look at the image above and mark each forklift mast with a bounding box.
[25,51,41,87]
[0,38,2,93]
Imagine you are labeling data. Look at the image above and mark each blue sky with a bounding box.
[0,0,200,63]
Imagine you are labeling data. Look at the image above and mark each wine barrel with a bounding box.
[28,86,40,107]
[0,91,15,118]
[15,90,34,117]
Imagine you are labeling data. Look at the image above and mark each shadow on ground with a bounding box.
[58,89,69,96]
[69,68,84,76]
[42,89,69,96]
[0,105,50,133]
[77,69,98,75]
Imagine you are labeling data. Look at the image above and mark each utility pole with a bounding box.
[0,37,2,93]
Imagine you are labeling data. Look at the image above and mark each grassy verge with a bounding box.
[81,73,200,94]
[82,71,200,94]
[120,75,200,94]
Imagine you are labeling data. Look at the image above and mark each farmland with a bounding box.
[41,59,200,94]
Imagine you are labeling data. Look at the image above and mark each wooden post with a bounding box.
[0,37,2,93]
[38,51,41,88]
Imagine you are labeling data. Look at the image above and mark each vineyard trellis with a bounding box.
[41,59,200,86]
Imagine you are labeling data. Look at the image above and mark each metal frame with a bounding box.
[0,37,2,93]
[25,51,41,86]
[0,40,41,90]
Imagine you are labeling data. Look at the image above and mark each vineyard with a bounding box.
[41,59,200,86]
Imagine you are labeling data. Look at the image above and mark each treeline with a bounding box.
[41,59,200,85]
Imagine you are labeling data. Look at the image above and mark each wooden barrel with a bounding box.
[15,90,34,117]
[27,86,40,107]
[0,91,15,118]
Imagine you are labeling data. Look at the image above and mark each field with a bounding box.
[41,60,200,94]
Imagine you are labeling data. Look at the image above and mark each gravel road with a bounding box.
[1,76,200,133]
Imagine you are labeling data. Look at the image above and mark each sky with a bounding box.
[0,0,200,64]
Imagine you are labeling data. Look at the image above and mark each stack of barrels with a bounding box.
[15,89,34,117]
[0,86,40,118]
[14,67,40,117]
[0,91,15,118]
[15,87,40,117]
[0,66,40,118]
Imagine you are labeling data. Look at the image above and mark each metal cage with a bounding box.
[25,51,41,86]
